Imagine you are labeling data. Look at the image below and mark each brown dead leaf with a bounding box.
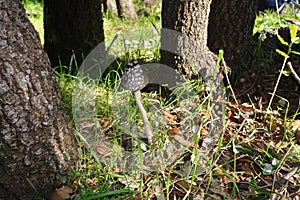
[172,127,179,134]
[214,168,225,176]
[175,180,190,191]
[163,110,176,121]
[203,111,211,119]
[201,127,209,137]
[173,135,194,147]
[95,143,111,156]
[253,139,267,150]
[290,120,300,132]
[78,120,95,129]
[87,179,97,190]
[239,102,254,111]
[226,110,233,119]
[50,185,74,200]
[241,164,255,174]
[101,118,113,128]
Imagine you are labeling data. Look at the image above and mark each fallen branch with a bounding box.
[287,61,300,84]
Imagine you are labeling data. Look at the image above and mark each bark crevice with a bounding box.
[0,1,79,199]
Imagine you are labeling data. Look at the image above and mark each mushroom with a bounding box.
[120,60,154,142]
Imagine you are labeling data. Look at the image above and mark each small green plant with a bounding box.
[254,6,300,34]
[267,24,300,112]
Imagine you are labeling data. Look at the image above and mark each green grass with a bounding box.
[104,1,161,44]
[22,0,44,44]
[22,1,300,199]
[254,6,300,34]
[54,43,300,199]
[22,0,161,48]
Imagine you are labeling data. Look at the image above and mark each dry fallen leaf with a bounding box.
[226,110,233,119]
[173,135,194,147]
[290,120,300,132]
[50,185,74,200]
[162,110,176,122]
[101,118,113,128]
[171,127,179,134]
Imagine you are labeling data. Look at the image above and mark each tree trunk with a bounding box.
[116,0,138,20]
[44,0,104,74]
[0,1,79,199]
[208,0,258,77]
[161,0,212,79]
[161,0,225,167]
[103,0,118,14]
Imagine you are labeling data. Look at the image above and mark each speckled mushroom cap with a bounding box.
[120,60,148,92]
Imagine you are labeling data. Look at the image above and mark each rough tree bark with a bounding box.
[208,0,258,76]
[103,0,118,14]
[116,0,138,19]
[103,0,138,19]
[161,0,212,79]
[160,0,225,167]
[0,1,79,199]
[161,1,259,163]
[44,0,104,74]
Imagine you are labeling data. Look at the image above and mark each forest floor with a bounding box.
[23,1,300,199]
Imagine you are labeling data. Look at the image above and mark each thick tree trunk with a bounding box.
[161,0,225,167]
[161,0,212,79]
[208,0,258,76]
[0,1,79,199]
[44,0,104,74]
[103,0,138,19]
[116,0,138,20]
[103,0,118,14]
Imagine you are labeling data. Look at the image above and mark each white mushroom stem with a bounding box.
[134,90,153,142]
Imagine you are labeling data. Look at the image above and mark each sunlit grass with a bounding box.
[22,0,161,47]
[103,2,161,45]
[254,6,300,34]
[22,0,44,44]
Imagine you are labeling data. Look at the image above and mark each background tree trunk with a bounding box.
[44,0,104,74]
[161,0,258,78]
[116,0,138,20]
[208,0,258,77]
[161,0,212,79]
[103,0,138,19]
[160,0,225,167]
[103,0,118,14]
[0,1,79,199]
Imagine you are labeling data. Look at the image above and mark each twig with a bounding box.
[267,56,288,113]
[287,61,300,84]
[106,31,121,55]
